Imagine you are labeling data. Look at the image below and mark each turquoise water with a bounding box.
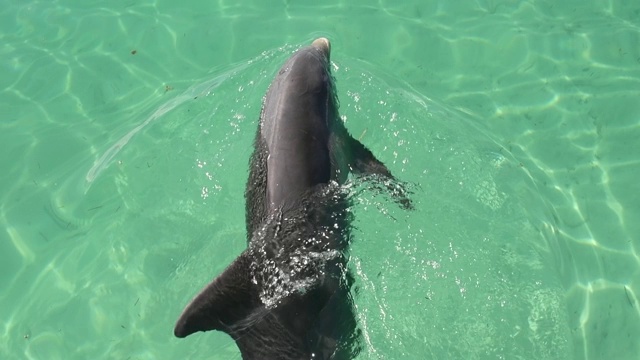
[1,0,639,358]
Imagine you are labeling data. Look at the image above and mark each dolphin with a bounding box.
[174,38,411,359]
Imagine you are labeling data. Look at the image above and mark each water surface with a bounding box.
[1,0,639,359]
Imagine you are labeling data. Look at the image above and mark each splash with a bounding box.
[248,183,349,308]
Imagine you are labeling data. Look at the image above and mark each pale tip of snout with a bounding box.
[311,37,331,55]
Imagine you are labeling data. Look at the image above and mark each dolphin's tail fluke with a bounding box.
[174,251,258,338]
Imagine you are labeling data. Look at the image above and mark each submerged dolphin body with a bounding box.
[174,38,411,359]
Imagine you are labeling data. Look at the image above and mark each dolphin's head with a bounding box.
[311,37,331,60]
[279,38,333,100]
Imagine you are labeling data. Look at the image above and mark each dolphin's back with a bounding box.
[261,39,335,211]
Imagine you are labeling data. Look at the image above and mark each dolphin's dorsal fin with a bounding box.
[174,251,257,338]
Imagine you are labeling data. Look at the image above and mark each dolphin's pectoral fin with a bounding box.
[347,135,392,177]
[344,135,414,210]
[174,251,257,338]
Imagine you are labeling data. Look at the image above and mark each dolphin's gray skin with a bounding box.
[174,38,411,359]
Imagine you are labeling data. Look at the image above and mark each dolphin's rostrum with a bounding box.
[174,38,412,360]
